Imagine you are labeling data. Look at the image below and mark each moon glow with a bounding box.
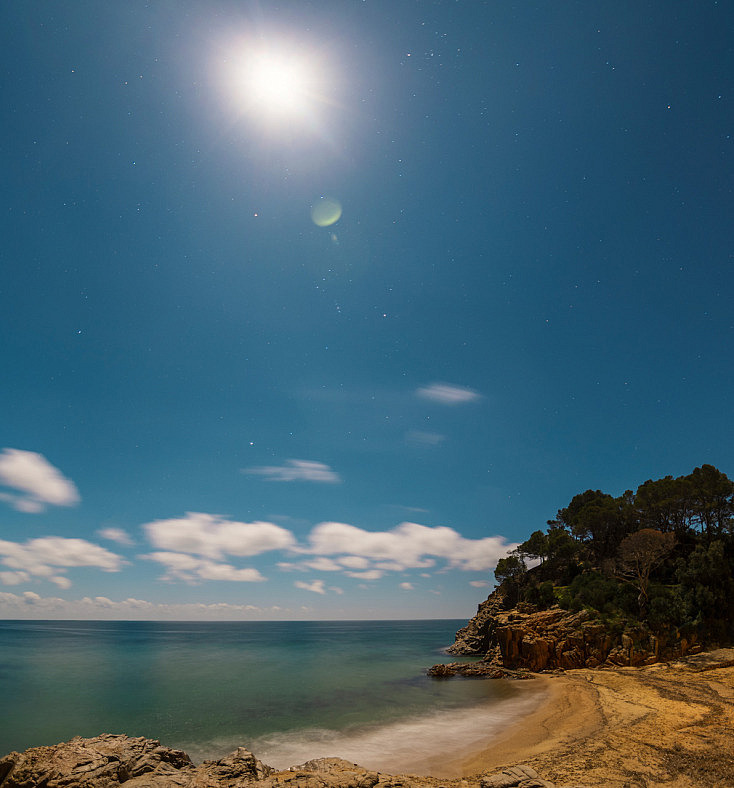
[247,53,313,116]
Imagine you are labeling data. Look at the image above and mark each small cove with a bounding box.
[0,619,539,770]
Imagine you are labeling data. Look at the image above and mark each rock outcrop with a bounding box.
[0,734,271,788]
[446,589,507,657]
[0,735,585,788]
[437,590,703,673]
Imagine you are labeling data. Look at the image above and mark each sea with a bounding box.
[0,619,542,775]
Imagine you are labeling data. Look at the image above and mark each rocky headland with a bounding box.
[427,589,707,678]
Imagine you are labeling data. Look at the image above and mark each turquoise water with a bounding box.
[0,620,540,774]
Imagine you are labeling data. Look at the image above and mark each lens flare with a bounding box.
[311,197,342,227]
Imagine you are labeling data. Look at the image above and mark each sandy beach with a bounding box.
[453,648,734,787]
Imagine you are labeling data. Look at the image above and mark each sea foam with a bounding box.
[184,682,545,777]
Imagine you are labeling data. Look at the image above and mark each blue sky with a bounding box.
[1,1,732,619]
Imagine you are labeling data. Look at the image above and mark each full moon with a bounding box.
[247,53,312,116]
[222,43,327,125]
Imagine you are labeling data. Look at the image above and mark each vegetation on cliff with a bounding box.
[435,465,733,673]
[497,464,734,647]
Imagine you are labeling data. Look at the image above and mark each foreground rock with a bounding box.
[0,735,271,788]
[0,734,584,788]
[441,590,703,672]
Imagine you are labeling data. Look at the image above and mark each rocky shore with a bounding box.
[3,649,734,787]
[428,591,705,678]
[0,735,576,788]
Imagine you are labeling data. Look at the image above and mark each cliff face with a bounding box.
[447,590,506,657]
[442,589,702,673]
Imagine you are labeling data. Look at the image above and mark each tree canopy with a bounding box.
[493,464,734,644]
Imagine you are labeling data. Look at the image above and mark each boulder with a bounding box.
[0,734,193,787]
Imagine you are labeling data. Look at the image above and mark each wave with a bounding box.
[182,682,546,777]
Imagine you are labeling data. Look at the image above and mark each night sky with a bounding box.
[1,1,732,619]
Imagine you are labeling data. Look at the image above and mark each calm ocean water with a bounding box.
[0,620,541,774]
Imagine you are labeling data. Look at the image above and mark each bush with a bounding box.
[522,580,556,609]
[646,585,686,633]
[557,571,637,616]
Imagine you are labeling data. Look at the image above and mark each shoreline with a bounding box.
[240,679,546,777]
[451,672,603,776]
[3,650,734,787]
[453,648,734,786]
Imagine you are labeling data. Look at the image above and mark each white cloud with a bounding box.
[400,582,414,590]
[374,559,435,572]
[303,557,343,572]
[415,383,481,405]
[306,521,513,572]
[0,570,29,585]
[0,493,45,513]
[142,552,266,583]
[344,569,384,580]
[97,527,135,546]
[0,592,283,620]
[143,512,296,560]
[243,459,341,483]
[196,562,265,583]
[295,579,326,595]
[0,537,123,587]
[0,448,80,512]
[337,555,372,570]
[470,580,492,588]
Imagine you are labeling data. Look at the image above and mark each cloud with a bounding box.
[415,383,480,405]
[400,582,414,590]
[0,448,80,512]
[306,521,513,573]
[138,513,513,586]
[284,555,377,574]
[337,555,372,570]
[243,459,341,483]
[0,537,123,587]
[295,579,326,595]
[344,569,384,580]
[0,571,29,585]
[0,591,284,620]
[470,580,492,588]
[143,552,266,583]
[97,527,135,546]
[303,557,343,572]
[142,512,296,560]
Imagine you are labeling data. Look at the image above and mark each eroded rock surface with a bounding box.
[0,735,583,788]
[440,590,702,673]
